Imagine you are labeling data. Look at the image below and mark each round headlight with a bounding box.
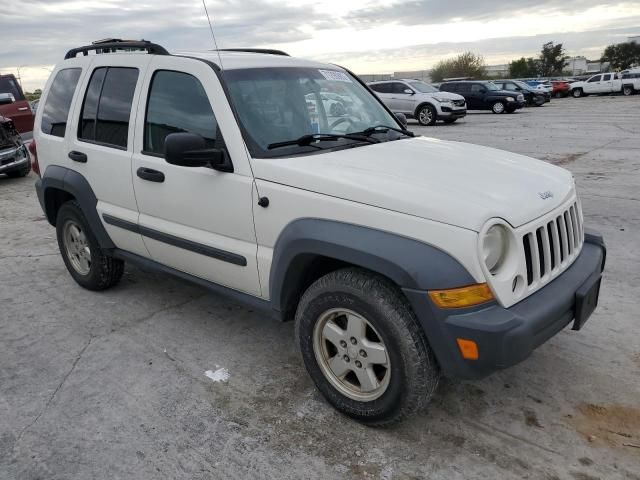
[483,224,508,273]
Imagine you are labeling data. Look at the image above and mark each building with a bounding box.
[485,64,509,78]
[565,56,589,75]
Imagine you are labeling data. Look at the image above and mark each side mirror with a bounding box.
[403,88,414,95]
[164,132,233,173]
[0,93,15,105]
[395,112,408,128]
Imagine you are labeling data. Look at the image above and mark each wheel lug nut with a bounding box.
[359,350,367,357]
[355,360,362,368]
[340,340,347,348]
[350,337,357,345]
[343,355,350,362]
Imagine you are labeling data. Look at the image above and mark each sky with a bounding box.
[1,0,640,91]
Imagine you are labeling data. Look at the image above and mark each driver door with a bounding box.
[584,75,602,94]
[131,56,261,296]
[389,82,415,114]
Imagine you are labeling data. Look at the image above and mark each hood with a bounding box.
[252,137,575,232]
[421,91,465,101]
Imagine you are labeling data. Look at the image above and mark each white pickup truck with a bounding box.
[570,72,640,97]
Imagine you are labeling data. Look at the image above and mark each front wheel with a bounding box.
[295,268,439,426]
[417,104,437,126]
[56,201,124,290]
[533,95,545,106]
[491,101,506,114]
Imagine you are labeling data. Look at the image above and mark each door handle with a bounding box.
[18,107,29,111]
[137,167,165,183]
[68,151,87,163]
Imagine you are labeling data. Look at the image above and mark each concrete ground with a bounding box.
[1,95,639,480]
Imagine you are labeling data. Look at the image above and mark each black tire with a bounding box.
[443,118,458,124]
[622,85,634,96]
[572,88,584,98]
[491,101,506,114]
[295,268,440,426]
[56,201,124,291]
[533,95,545,106]
[416,104,437,126]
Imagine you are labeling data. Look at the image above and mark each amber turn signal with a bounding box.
[456,338,479,360]
[428,283,494,309]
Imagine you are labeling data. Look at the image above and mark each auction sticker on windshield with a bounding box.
[318,70,352,83]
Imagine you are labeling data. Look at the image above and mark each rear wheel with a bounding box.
[622,85,634,96]
[572,88,584,98]
[417,104,437,126]
[295,268,440,426]
[491,101,506,114]
[56,201,124,290]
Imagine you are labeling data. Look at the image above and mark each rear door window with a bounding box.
[40,68,82,137]
[370,83,391,93]
[78,67,139,149]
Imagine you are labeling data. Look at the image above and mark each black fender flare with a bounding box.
[36,165,115,249]
[269,218,475,316]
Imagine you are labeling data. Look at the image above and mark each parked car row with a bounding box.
[0,114,31,178]
[569,70,640,97]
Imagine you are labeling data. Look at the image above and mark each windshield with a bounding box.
[513,80,532,90]
[408,81,439,93]
[224,67,400,157]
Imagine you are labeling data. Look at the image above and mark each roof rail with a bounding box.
[65,39,170,59]
[215,48,290,56]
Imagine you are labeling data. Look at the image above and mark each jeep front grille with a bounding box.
[522,201,583,287]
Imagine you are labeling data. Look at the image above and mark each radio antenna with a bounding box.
[201,0,225,70]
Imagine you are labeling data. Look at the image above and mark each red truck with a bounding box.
[0,74,34,135]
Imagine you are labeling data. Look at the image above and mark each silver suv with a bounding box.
[368,79,467,126]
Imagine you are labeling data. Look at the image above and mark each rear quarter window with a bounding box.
[40,68,82,137]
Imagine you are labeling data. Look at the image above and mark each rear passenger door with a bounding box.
[66,55,150,257]
[130,56,261,296]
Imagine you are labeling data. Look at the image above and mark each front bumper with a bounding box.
[0,145,30,174]
[403,230,606,380]
[439,105,467,118]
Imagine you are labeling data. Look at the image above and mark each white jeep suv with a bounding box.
[33,40,605,425]
[368,79,467,126]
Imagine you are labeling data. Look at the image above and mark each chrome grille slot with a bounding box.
[521,201,584,290]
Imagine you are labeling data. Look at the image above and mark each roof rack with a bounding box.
[65,39,170,59]
[215,48,289,56]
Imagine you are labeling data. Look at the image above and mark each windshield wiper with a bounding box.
[356,125,415,138]
[267,133,379,150]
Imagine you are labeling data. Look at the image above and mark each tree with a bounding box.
[601,42,640,70]
[538,42,567,76]
[509,57,540,78]
[430,52,486,82]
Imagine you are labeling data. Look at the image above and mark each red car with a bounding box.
[0,74,35,135]
[551,80,571,98]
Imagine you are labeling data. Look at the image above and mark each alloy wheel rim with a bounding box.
[63,220,91,275]
[494,102,504,113]
[419,107,433,124]
[313,308,390,402]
